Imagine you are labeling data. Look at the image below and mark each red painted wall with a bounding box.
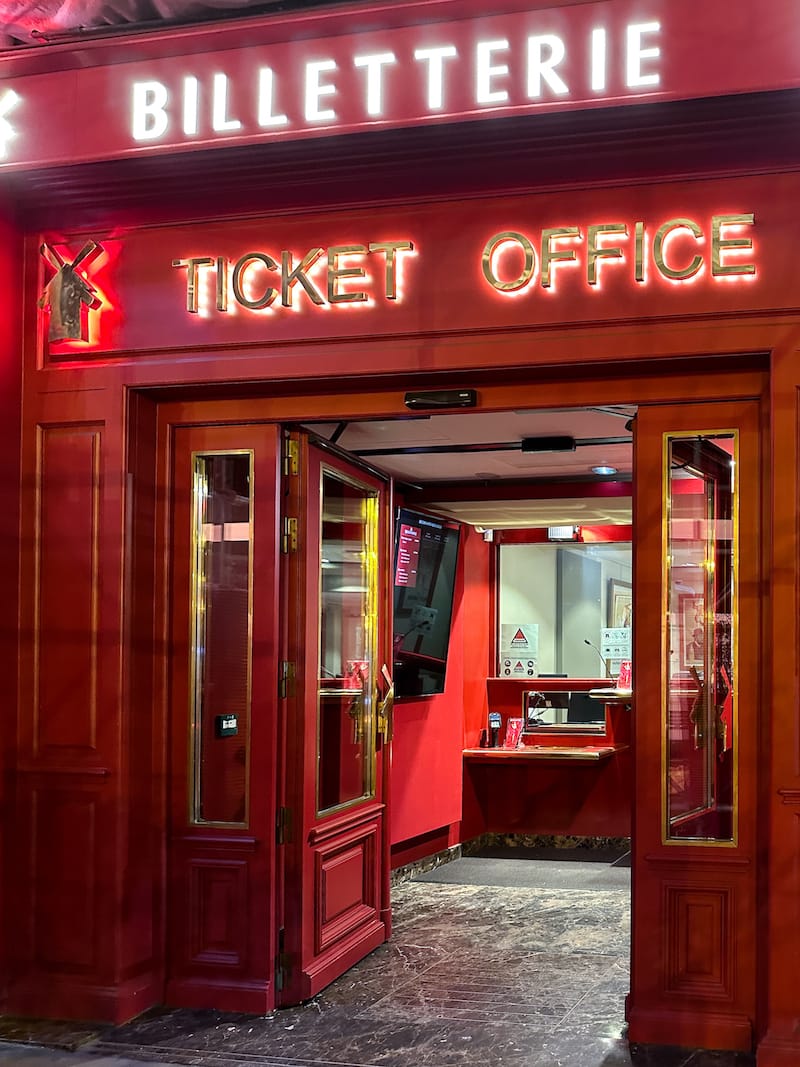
[390,525,490,852]
[0,198,21,1008]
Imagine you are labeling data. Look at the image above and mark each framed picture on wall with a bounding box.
[607,579,632,629]
[680,594,705,668]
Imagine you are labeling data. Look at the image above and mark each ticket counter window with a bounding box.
[497,539,632,679]
[665,433,736,843]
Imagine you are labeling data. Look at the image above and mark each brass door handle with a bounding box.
[349,688,365,744]
[377,686,394,742]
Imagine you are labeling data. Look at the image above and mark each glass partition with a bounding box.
[190,452,252,826]
[522,689,605,732]
[317,470,378,814]
[664,433,736,843]
[498,540,632,679]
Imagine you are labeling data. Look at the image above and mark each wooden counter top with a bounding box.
[463,744,627,762]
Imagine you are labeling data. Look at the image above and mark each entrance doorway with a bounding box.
[151,376,762,1050]
[162,418,392,1012]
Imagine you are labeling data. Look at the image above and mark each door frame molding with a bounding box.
[133,354,768,1032]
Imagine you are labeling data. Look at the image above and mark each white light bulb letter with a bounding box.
[414,45,457,110]
[476,40,510,105]
[305,60,338,122]
[626,22,661,88]
[354,52,396,116]
[132,81,169,141]
[527,35,569,98]
[0,88,21,158]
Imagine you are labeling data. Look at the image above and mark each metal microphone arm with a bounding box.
[584,638,609,675]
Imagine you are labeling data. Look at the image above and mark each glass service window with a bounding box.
[190,452,253,826]
[497,540,632,679]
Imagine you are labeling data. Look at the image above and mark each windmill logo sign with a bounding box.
[39,241,104,343]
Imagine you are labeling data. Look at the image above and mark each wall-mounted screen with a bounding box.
[393,508,461,698]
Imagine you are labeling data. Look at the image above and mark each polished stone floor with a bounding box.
[0,849,755,1067]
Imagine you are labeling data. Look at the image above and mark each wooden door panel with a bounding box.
[628,399,760,1051]
[279,433,390,1004]
[163,419,281,1014]
[314,815,381,952]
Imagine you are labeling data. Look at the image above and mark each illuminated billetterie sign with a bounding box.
[4,0,800,172]
[481,214,756,292]
[172,240,414,313]
[132,20,661,144]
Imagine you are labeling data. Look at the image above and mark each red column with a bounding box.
[0,196,22,1012]
[757,335,800,1066]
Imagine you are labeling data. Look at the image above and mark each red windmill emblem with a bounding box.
[39,241,104,342]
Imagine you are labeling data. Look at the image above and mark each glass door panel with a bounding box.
[190,452,253,826]
[318,470,378,813]
[665,434,736,842]
[280,431,389,1006]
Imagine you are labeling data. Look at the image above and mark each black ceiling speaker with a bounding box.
[404,389,477,410]
[520,436,577,453]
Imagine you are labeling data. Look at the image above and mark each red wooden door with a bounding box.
[166,422,282,1013]
[629,399,761,1051]
[278,430,392,1003]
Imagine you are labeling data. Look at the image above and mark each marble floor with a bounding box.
[0,849,756,1067]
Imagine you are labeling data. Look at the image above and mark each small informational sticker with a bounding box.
[215,714,239,737]
[601,627,632,677]
[499,624,539,676]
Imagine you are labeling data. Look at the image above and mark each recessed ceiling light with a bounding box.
[592,465,618,476]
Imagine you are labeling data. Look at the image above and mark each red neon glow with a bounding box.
[714,217,758,285]
[586,226,629,291]
[43,239,122,356]
[540,229,582,296]
[178,240,416,318]
[486,236,538,297]
[481,212,757,298]
[657,223,707,286]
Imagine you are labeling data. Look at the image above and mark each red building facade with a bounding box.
[1,1,800,1062]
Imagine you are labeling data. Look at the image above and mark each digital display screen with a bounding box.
[393,508,460,698]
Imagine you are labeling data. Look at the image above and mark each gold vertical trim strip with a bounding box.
[661,430,671,845]
[364,490,379,798]
[189,453,206,824]
[188,449,254,828]
[661,428,739,847]
[730,430,740,848]
[315,463,379,817]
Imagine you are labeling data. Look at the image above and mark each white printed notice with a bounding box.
[499,624,539,678]
[601,627,632,677]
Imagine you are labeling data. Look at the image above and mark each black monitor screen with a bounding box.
[393,508,461,698]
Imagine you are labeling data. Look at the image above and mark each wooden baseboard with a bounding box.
[7,972,159,1025]
[165,976,272,1015]
[627,1005,753,1052]
[755,1032,800,1066]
